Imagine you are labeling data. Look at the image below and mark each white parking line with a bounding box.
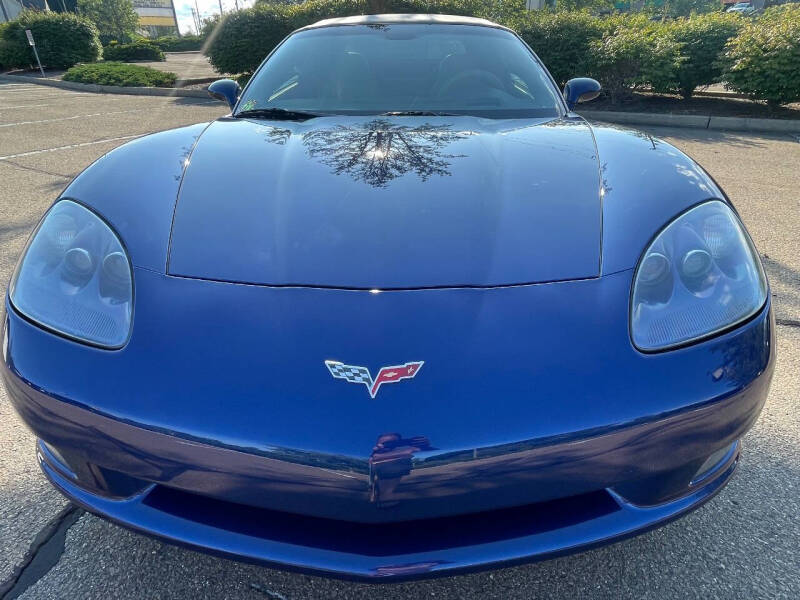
[0,86,85,92]
[0,85,40,90]
[0,90,90,97]
[0,103,59,110]
[0,96,154,111]
[0,134,142,161]
[0,109,149,128]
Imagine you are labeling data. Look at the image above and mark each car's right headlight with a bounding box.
[631,200,767,352]
[9,200,133,349]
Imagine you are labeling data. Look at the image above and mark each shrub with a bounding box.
[513,11,606,88]
[63,62,177,86]
[587,23,683,103]
[236,72,253,87]
[0,21,30,69]
[77,0,139,45]
[722,4,800,105]
[0,11,102,70]
[206,4,294,75]
[206,0,510,75]
[103,40,165,61]
[151,35,205,52]
[663,13,742,98]
[597,11,653,37]
[658,0,720,18]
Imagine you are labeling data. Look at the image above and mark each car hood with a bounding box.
[167,115,601,288]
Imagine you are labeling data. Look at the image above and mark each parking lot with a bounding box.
[0,80,798,599]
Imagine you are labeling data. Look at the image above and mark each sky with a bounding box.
[173,0,255,35]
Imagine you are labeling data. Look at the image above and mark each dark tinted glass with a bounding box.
[237,24,562,119]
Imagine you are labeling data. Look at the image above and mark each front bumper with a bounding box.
[2,267,775,580]
[36,437,740,580]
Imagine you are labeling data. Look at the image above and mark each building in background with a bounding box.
[132,0,178,37]
[0,0,48,23]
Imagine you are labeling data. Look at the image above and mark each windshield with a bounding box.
[235,24,563,119]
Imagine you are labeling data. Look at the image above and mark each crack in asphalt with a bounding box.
[0,159,72,180]
[776,318,800,328]
[0,505,84,600]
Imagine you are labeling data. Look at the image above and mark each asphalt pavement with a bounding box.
[137,52,219,80]
[0,81,798,599]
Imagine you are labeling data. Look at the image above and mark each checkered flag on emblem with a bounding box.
[325,361,374,386]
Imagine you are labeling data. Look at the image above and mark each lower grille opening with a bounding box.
[143,486,620,556]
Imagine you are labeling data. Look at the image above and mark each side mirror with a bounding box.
[563,78,602,110]
[208,79,242,110]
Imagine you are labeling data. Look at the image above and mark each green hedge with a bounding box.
[103,40,165,62]
[589,22,683,103]
[204,2,800,106]
[513,11,605,88]
[151,35,205,52]
[205,4,293,75]
[0,11,102,70]
[665,13,743,99]
[63,62,177,86]
[0,23,21,71]
[722,5,800,105]
[206,0,523,75]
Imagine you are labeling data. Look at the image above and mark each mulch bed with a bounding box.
[588,92,800,119]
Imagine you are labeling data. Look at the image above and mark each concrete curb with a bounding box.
[0,73,216,99]
[579,110,800,134]
[175,76,217,87]
[693,89,749,100]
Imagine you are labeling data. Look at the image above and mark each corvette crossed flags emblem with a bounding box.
[325,360,424,398]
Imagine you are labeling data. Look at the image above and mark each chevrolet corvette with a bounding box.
[2,14,774,581]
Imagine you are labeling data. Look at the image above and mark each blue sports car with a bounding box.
[2,14,774,581]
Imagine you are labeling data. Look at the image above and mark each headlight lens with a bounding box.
[631,200,766,351]
[10,200,132,348]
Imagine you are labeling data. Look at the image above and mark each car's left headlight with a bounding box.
[631,200,767,351]
[9,200,133,348]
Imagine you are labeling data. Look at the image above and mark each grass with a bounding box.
[62,62,177,87]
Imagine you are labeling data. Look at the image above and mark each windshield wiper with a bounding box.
[233,108,325,121]
[380,111,459,116]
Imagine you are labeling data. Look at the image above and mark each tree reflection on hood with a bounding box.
[302,119,471,188]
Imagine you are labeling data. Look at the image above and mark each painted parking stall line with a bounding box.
[0,90,92,99]
[0,97,174,111]
[0,85,42,90]
[0,87,89,93]
[0,109,151,128]
[0,134,142,161]
[0,103,60,110]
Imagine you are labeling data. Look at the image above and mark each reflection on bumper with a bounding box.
[38,439,740,581]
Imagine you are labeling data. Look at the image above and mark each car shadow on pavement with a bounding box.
[762,255,800,326]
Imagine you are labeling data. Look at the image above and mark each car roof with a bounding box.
[297,13,509,33]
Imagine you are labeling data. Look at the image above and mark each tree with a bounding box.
[50,0,80,12]
[199,15,220,39]
[78,0,139,44]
